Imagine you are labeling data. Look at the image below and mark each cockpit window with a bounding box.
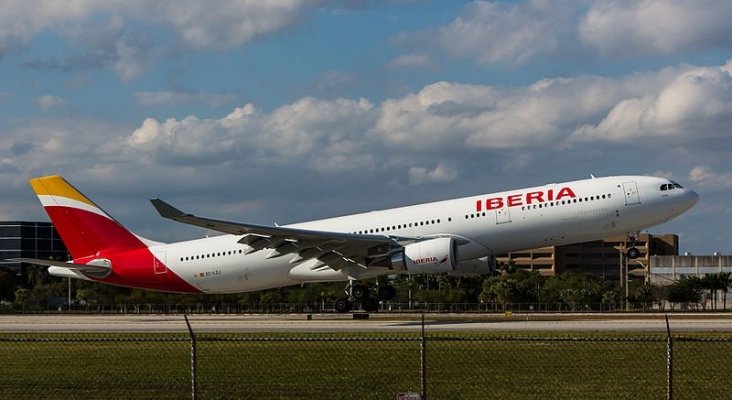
[660,184,668,191]
[670,180,683,189]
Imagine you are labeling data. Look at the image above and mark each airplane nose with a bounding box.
[686,189,700,207]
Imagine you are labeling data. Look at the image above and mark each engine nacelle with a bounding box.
[389,237,458,275]
[449,256,495,275]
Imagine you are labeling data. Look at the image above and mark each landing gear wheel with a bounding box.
[627,247,640,259]
[352,285,370,300]
[334,298,352,313]
[362,297,380,313]
[376,285,396,301]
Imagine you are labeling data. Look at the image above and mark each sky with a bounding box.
[1,0,731,254]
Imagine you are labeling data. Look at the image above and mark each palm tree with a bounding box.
[700,272,732,310]
[717,272,732,310]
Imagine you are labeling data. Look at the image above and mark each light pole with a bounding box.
[625,251,630,311]
[632,260,648,284]
[616,242,633,312]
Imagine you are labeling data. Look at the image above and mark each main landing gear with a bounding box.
[334,281,396,313]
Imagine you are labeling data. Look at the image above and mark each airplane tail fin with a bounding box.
[29,175,151,259]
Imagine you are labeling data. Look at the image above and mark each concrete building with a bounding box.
[0,221,68,271]
[649,255,732,285]
[497,233,679,279]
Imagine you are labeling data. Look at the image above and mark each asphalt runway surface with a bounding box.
[1,314,732,333]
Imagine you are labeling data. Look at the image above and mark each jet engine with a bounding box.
[389,237,458,274]
[449,256,496,275]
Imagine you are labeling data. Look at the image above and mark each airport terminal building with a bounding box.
[496,233,679,279]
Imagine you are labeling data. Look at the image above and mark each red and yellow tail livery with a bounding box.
[25,175,199,293]
[30,175,147,259]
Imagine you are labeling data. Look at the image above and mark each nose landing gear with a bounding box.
[626,232,640,259]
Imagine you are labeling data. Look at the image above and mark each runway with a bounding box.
[1,314,732,333]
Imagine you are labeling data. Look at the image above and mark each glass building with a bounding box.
[0,221,69,271]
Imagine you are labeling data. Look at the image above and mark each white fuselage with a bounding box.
[145,175,698,293]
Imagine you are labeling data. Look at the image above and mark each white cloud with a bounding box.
[389,53,431,69]
[135,91,237,107]
[118,60,732,179]
[429,0,570,65]
[572,62,732,142]
[36,95,69,111]
[1,0,330,77]
[689,165,732,192]
[648,170,676,181]
[0,1,91,57]
[126,97,377,169]
[9,59,732,188]
[408,162,457,185]
[394,0,732,67]
[150,0,327,49]
[580,0,732,56]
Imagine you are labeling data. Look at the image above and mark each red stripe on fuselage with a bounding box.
[45,205,200,293]
[75,249,201,293]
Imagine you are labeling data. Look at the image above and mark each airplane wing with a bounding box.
[150,199,404,271]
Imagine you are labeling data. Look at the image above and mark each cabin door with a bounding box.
[496,205,512,224]
[153,250,168,274]
[622,181,641,206]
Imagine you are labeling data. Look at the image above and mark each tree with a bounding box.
[628,282,662,309]
[14,288,30,310]
[0,267,17,302]
[665,278,703,309]
[701,272,732,310]
[259,291,283,304]
[542,272,617,310]
[479,269,545,305]
[720,272,732,310]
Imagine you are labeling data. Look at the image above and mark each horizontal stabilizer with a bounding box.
[12,258,112,278]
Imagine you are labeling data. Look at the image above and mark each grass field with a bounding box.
[1,332,730,399]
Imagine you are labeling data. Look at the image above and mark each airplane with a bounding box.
[16,174,698,312]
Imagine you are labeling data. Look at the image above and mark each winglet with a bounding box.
[150,198,188,220]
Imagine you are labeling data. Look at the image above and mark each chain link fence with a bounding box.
[1,317,731,399]
[3,301,719,314]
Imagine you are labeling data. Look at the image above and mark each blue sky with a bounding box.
[1,0,732,254]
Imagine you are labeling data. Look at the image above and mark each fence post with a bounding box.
[665,314,673,400]
[420,313,427,400]
[184,315,197,400]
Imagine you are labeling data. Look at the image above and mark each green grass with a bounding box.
[1,332,731,399]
